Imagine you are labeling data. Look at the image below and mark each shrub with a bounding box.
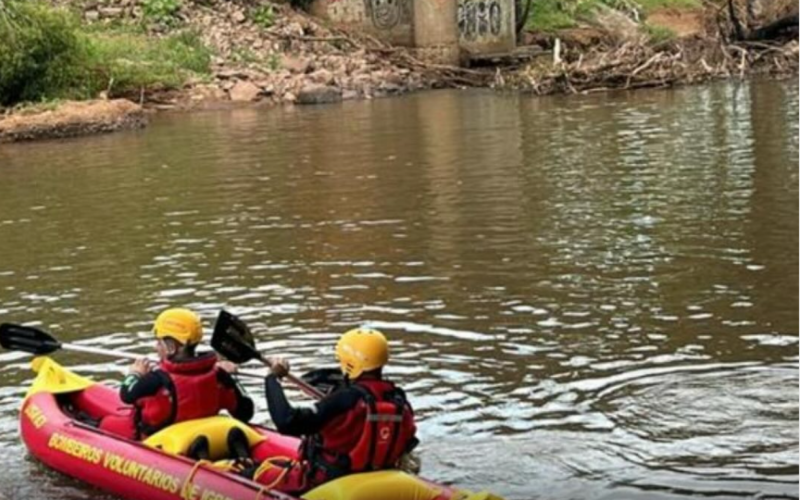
[0,0,211,105]
[0,1,87,105]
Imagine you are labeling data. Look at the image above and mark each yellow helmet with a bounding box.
[153,308,203,345]
[335,328,389,379]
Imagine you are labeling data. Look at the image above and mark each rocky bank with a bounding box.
[80,0,433,108]
[1,0,796,142]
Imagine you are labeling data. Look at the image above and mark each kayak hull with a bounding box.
[19,359,495,500]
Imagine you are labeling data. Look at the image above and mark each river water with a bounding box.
[0,80,797,500]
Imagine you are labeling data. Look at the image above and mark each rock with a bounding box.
[296,84,342,105]
[379,82,403,93]
[282,56,311,74]
[216,69,249,80]
[342,89,359,101]
[228,80,262,101]
[232,10,246,23]
[309,69,334,85]
[254,80,275,95]
[85,10,100,21]
[352,74,373,85]
[99,6,124,17]
[346,59,366,74]
[191,84,228,102]
[284,22,304,36]
[283,92,297,103]
[274,69,292,81]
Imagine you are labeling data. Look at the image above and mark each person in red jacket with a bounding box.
[246,328,417,494]
[98,308,254,441]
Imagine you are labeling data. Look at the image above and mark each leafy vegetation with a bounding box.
[250,4,275,29]
[0,0,210,106]
[141,0,182,26]
[0,1,87,105]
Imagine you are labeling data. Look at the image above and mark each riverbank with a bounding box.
[0,0,796,142]
[0,99,145,142]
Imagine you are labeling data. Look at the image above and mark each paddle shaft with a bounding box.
[61,343,323,398]
[0,321,323,399]
[252,352,325,399]
[60,343,266,382]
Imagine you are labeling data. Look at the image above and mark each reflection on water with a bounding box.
[0,80,797,500]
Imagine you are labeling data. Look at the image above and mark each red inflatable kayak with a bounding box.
[20,357,503,500]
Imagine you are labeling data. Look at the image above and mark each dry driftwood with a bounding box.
[507,38,798,95]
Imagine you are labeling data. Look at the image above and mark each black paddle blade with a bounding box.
[211,310,260,364]
[0,323,61,355]
[301,368,345,396]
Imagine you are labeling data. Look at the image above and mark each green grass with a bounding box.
[8,98,66,115]
[526,0,702,32]
[634,0,701,13]
[85,28,211,93]
[643,23,677,42]
[527,0,581,32]
[0,0,211,106]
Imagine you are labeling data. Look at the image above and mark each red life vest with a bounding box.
[136,353,234,436]
[305,379,417,478]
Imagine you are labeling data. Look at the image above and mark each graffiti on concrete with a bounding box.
[458,0,504,40]
[363,0,412,30]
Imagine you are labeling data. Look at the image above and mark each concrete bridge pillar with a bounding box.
[457,0,517,56]
[309,0,517,65]
[412,0,461,66]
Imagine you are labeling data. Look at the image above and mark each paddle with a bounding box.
[0,322,269,381]
[211,310,325,399]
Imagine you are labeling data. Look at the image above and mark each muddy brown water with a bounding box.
[0,80,797,500]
